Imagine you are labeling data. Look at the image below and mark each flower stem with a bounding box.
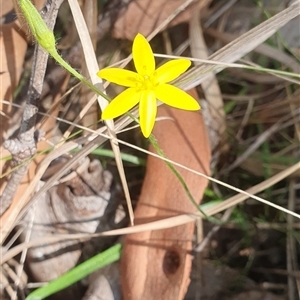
[149,134,222,225]
[19,0,110,102]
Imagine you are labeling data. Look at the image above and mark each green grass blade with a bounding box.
[92,148,146,166]
[26,243,122,300]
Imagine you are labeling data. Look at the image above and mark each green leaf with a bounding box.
[26,243,122,300]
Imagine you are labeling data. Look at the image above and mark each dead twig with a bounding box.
[0,0,64,215]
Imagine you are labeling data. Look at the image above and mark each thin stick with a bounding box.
[1,0,64,215]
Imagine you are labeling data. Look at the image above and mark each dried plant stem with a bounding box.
[0,0,63,215]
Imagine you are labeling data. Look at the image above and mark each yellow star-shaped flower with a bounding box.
[97,33,200,138]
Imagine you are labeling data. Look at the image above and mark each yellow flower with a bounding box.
[97,33,200,138]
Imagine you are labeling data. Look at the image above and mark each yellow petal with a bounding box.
[102,88,141,119]
[132,33,155,76]
[97,68,142,87]
[155,59,191,84]
[139,90,157,138]
[155,84,200,110]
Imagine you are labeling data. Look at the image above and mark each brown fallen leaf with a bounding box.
[113,0,211,40]
[121,89,211,300]
[0,1,27,148]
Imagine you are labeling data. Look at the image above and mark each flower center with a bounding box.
[141,74,157,90]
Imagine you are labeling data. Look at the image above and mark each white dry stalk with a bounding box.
[189,6,225,152]
[205,28,300,75]
[67,0,134,225]
[11,205,35,300]
[155,54,300,81]
[0,265,15,299]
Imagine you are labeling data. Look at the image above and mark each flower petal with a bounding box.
[155,59,191,84]
[155,84,200,110]
[102,88,141,119]
[139,90,157,138]
[132,33,155,76]
[97,68,142,87]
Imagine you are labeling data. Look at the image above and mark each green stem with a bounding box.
[149,135,223,225]
[149,135,207,217]
[19,0,110,102]
[50,49,111,102]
